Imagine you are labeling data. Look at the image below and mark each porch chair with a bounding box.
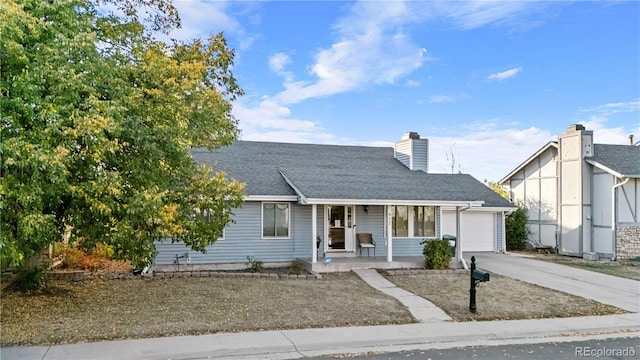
[356,233,376,257]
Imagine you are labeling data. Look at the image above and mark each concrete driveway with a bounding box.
[466,252,639,313]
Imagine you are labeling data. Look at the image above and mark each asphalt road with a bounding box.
[312,337,639,360]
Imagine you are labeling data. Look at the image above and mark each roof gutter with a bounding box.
[611,177,630,261]
[304,198,485,207]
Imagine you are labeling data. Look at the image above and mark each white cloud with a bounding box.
[426,123,555,181]
[233,100,337,144]
[428,93,471,103]
[274,1,428,105]
[576,99,640,143]
[268,53,291,73]
[580,99,640,116]
[429,95,456,103]
[167,1,258,50]
[487,67,522,81]
[419,1,565,31]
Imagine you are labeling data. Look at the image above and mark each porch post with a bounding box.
[312,204,318,263]
[455,206,462,261]
[387,206,393,262]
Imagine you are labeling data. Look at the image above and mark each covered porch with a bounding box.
[307,202,485,269]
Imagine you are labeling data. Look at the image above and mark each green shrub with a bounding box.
[422,239,451,270]
[12,267,47,292]
[246,256,263,273]
[506,206,530,250]
[91,242,115,260]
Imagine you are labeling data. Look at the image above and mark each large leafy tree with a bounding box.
[1,0,244,269]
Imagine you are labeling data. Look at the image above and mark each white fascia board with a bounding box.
[304,198,485,207]
[462,206,517,213]
[498,142,558,185]
[277,170,309,204]
[585,159,640,179]
[244,195,299,202]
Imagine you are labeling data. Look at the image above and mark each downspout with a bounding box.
[611,177,630,261]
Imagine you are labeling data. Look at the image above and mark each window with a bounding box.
[414,206,436,237]
[263,203,289,238]
[197,208,225,240]
[387,205,438,238]
[390,205,409,237]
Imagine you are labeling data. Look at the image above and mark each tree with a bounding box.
[505,206,529,250]
[445,142,461,174]
[1,0,244,271]
[488,181,509,200]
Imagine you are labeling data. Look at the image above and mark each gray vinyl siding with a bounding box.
[411,139,429,172]
[394,141,411,169]
[154,202,313,265]
[354,205,435,257]
[355,205,385,239]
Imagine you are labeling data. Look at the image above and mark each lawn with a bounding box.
[526,253,640,281]
[383,272,625,322]
[0,270,626,346]
[0,273,414,346]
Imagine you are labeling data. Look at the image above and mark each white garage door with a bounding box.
[441,211,495,252]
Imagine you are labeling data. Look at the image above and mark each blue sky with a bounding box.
[167,0,639,181]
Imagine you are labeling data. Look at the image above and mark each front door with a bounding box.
[327,205,355,252]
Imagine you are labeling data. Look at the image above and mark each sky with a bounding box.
[164,0,639,181]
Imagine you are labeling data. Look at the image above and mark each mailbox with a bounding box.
[472,269,490,282]
[469,256,489,314]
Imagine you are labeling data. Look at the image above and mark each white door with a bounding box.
[327,205,356,252]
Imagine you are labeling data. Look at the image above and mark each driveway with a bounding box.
[466,252,640,313]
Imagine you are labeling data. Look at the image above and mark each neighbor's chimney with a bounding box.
[630,134,634,145]
[557,123,593,255]
[394,132,429,172]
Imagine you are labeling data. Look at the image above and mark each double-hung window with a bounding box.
[388,205,437,238]
[390,205,409,237]
[262,203,290,238]
[413,206,436,237]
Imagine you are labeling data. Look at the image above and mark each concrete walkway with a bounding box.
[2,253,639,360]
[467,252,640,313]
[353,268,451,322]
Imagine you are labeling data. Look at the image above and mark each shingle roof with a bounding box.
[192,141,514,208]
[590,144,640,178]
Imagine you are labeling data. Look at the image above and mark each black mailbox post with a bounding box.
[469,256,490,313]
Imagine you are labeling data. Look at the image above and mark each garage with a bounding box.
[441,210,496,252]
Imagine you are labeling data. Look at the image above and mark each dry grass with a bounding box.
[525,253,640,281]
[1,268,629,346]
[0,273,414,346]
[383,272,626,322]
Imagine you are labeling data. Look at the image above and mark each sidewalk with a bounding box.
[2,314,638,360]
[2,254,639,360]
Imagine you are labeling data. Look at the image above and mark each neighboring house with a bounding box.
[499,124,640,260]
[153,132,514,271]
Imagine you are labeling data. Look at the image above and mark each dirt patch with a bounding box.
[383,272,625,322]
[0,272,415,346]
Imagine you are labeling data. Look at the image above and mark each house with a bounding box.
[153,132,514,272]
[499,124,640,260]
